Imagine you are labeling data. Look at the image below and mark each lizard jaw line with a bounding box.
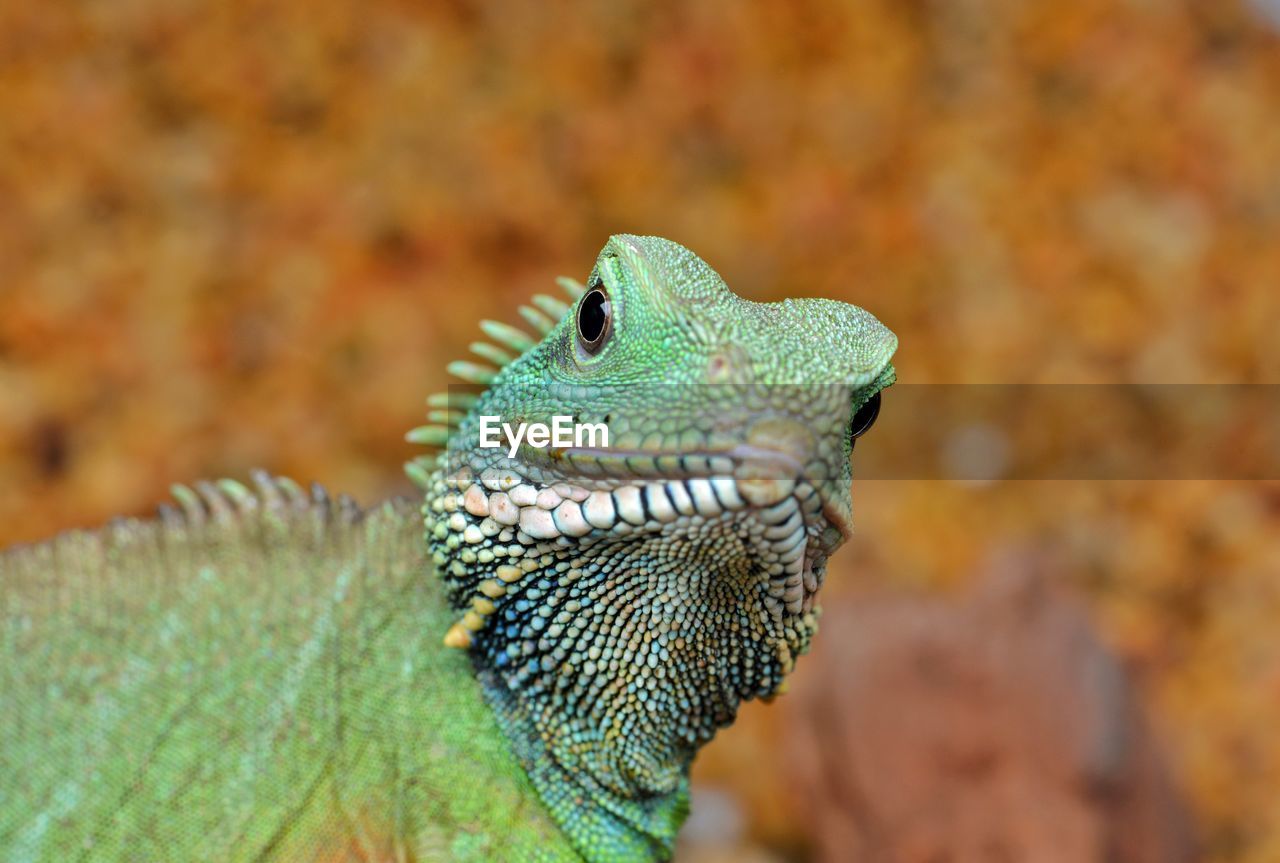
[530,442,851,547]
[514,442,806,486]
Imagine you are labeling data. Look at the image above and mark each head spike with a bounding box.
[531,293,570,321]
[447,360,499,385]
[428,409,464,426]
[409,273,576,479]
[406,425,453,446]
[518,305,555,335]
[557,276,586,300]
[470,341,515,367]
[479,320,537,354]
[427,391,479,410]
[405,457,434,489]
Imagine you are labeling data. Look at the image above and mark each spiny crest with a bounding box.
[162,470,367,527]
[404,276,586,482]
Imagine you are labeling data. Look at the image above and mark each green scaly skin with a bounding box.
[3,485,576,862]
[2,236,896,862]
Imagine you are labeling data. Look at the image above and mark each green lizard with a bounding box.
[2,235,897,862]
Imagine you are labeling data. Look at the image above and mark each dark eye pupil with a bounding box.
[850,391,881,440]
[577,288,610,350]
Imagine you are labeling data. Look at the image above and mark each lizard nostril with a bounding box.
[705,345,750,384]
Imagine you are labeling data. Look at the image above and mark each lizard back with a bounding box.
[1,474,576,862]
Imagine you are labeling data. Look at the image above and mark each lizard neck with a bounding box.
[422,465,819,860]
[474,659,691,860]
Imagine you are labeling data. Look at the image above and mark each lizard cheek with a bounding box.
[745,417,815,466]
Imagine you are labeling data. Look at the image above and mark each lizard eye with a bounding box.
[576,288,612,356]
[850,391,881,440]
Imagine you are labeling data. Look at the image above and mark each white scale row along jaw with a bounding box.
[433,462,826,640]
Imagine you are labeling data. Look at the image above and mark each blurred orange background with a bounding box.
[3,1,1279,860]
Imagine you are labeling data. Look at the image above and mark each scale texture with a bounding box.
[2,481,576,862]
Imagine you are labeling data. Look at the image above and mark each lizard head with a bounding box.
[408,235,895,853]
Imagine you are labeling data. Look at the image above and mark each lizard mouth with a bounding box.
[442,397,864,622]
[455,438,850,617]
[514,441,830,524]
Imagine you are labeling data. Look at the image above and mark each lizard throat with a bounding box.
[421,463,831,858]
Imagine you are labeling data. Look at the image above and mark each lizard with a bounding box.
[1,235,897,862]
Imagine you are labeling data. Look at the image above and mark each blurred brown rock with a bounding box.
[786,553,1197,863]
